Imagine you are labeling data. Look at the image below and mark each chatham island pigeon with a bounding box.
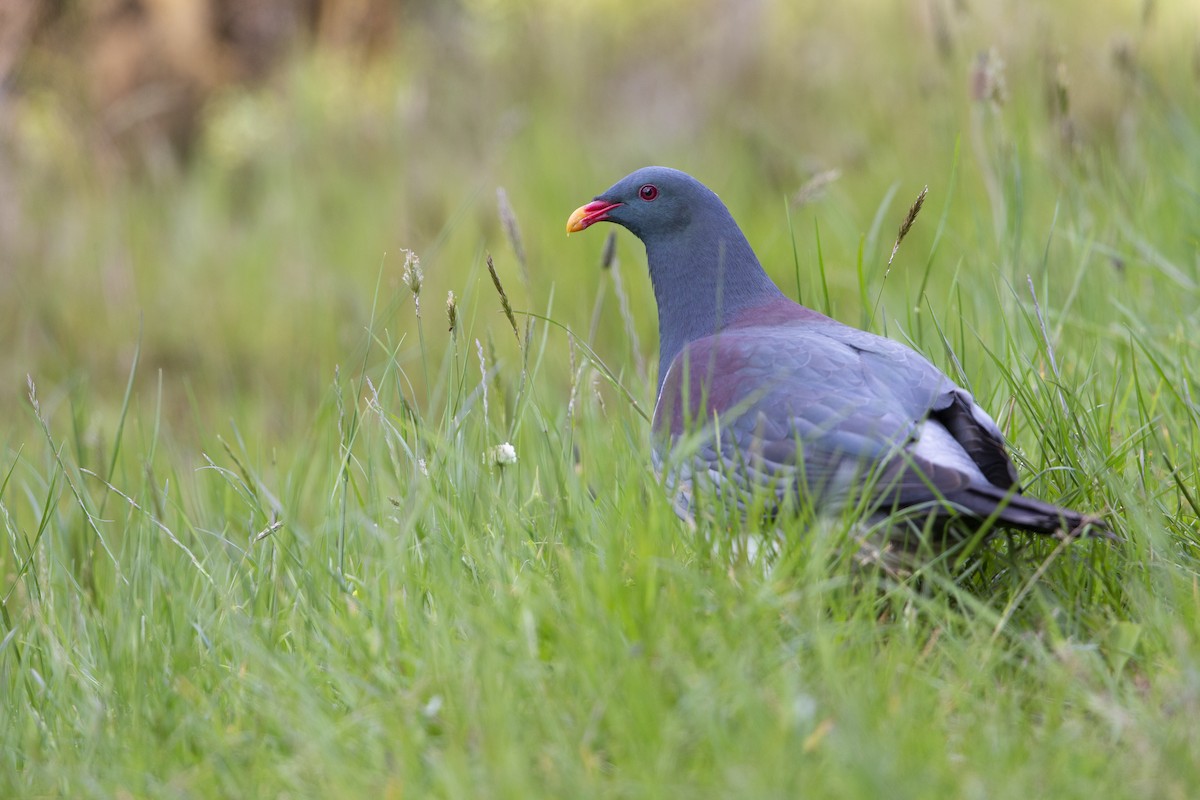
[567,166,1108,563]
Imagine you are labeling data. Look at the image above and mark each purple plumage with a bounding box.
[568,167,1108,560]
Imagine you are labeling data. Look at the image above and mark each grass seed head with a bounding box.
[446,290,458,337]
[887,185,928,268]
[792,169,841,208]
[496,187,528,280]
[402,249,423,317]
[971,48,1007,105]
[1053,60,1071,116]
[600,230,618,270]
[486,252,521,345]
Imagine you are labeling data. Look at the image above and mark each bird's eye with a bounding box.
[639,184,659,201]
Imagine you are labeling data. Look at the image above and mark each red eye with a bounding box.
[639,184,659,201]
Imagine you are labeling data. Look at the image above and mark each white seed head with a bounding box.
[487,442,517,467]
[401,249,423,293]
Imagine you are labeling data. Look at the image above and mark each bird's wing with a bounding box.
[820,322,1020,490]
[652,322,1020,513]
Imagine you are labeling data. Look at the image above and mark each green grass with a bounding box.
[4,2,1200,797]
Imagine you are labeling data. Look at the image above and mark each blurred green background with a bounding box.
[4,3,1200,796]
[4,0,1196,445]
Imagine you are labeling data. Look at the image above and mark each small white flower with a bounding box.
[422,694,443,719]
[487,442,518,467]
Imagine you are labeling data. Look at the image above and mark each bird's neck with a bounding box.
[645,220,784,392]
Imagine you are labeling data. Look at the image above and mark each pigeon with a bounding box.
[567,166,1108,562]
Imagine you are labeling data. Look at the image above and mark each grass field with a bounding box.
[3,2,1200,797]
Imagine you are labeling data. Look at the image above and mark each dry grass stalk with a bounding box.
[608,251,646,380]
[402,249,423,318]
[476,338,489,421]
[1052,60,1071,117]
[600,230,618,270]
[496,187,530,285]
[567,332,579,425]
[971,48,1008,106]
[887,185,928,269]
[486,252,521,345]
[791,169,841,208]
[446,290,458,337]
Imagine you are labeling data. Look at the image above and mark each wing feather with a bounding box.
[652,318,1023,521]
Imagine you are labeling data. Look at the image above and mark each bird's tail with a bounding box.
[854,485,1114,575]
[951,484,1114,540]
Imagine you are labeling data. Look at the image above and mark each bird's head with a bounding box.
[565,166,783,383]
[566,166,716,241]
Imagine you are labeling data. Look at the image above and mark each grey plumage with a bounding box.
[568,167,1107,560]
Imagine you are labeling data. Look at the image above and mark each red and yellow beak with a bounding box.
[566,200,622,234]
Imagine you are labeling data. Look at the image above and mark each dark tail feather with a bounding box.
[952,484,1115,540]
